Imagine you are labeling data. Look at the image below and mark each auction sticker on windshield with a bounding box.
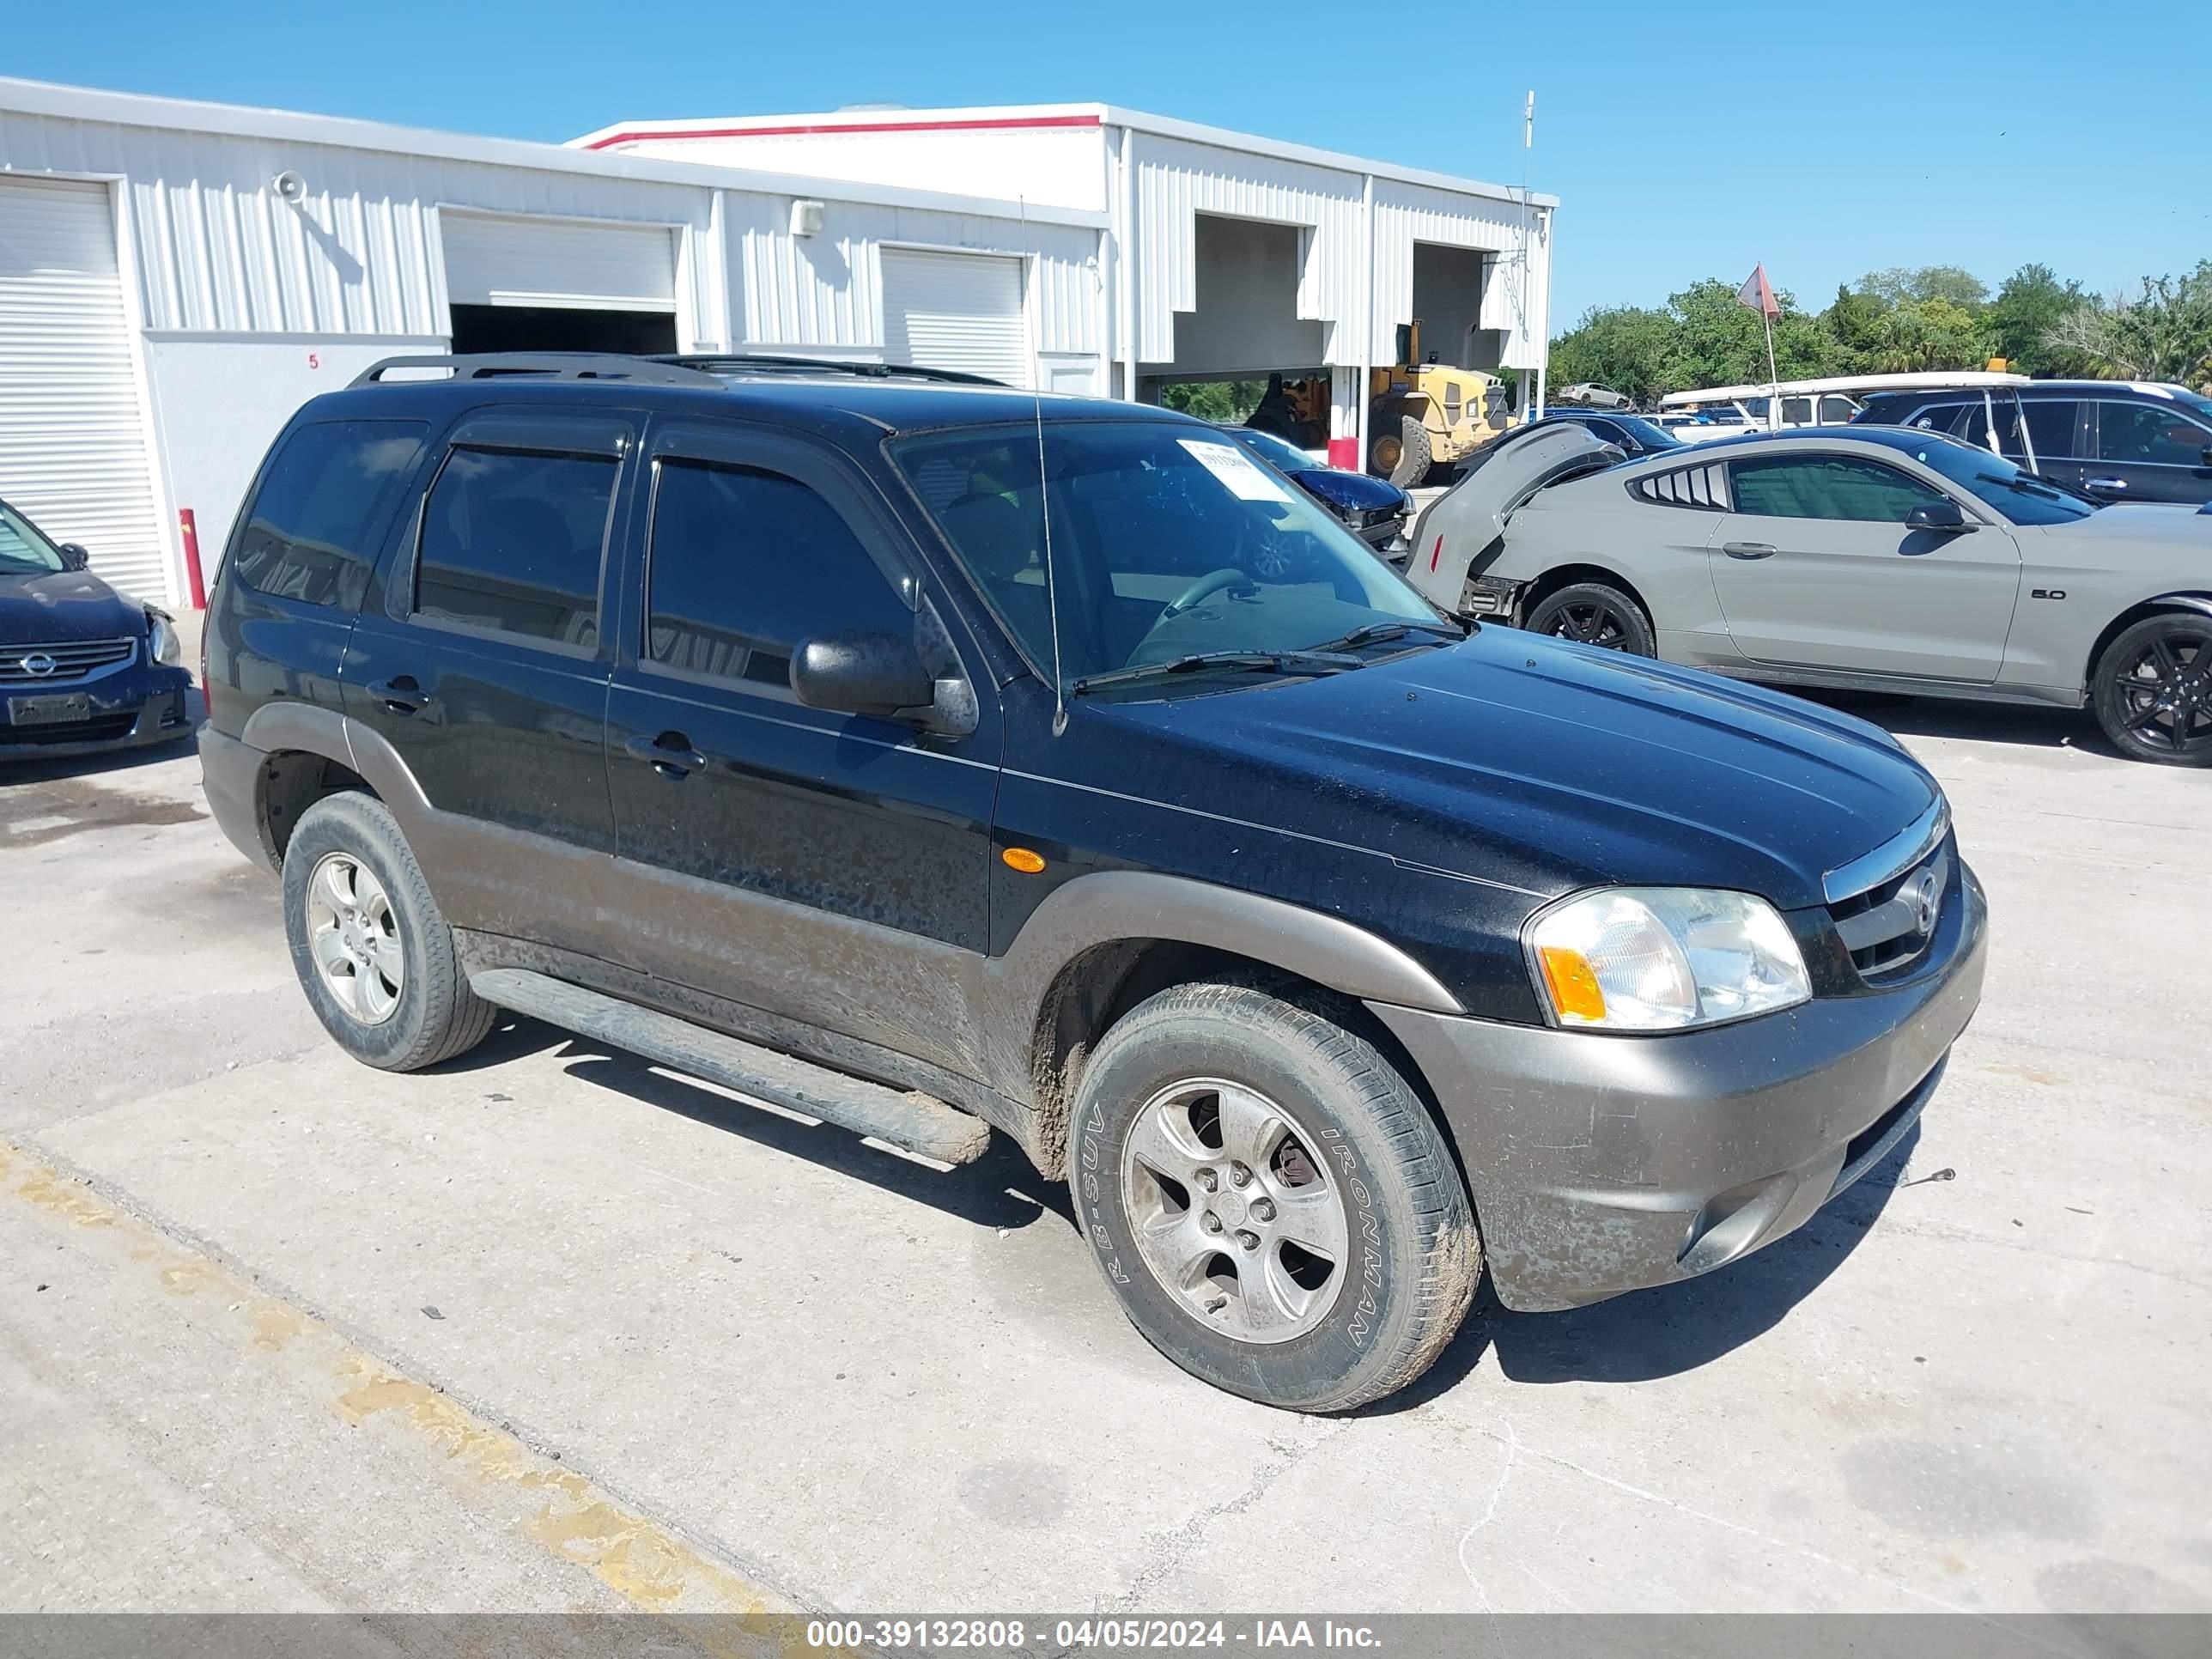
[1177,438,1293,502]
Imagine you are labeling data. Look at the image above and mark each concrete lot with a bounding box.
[2,665,2208,1619]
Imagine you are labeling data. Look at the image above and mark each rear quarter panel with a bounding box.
[1495,489,1738,667]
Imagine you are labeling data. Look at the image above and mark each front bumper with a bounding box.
[0,660,194,761]
[1370,862,1988,1311]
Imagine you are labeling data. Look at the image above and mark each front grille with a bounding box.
[1827,837,1953,980]
[0,637,137,684]
[0,712,137,746]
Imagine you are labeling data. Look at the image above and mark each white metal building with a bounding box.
[0,76,1553,608]
[575,104,1559,470]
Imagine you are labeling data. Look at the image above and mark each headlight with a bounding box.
[1526,887,1810,1031]
[147,611,180,666]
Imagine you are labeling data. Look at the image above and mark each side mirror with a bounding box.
[2200,444,2212,469]
[58,543,90,571]
[1906,501,1970,532]
[791,630,941,726]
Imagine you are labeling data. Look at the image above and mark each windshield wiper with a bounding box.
[1981,471,2095,507]
[1304,619,1468,653]
[1070,649,1359,696]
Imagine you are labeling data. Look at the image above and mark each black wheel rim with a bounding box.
[2115,627,2212,756]
[1547,601,1630,649]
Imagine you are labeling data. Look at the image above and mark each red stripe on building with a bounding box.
[583,113,1103,150]
[1326,437,1357,469]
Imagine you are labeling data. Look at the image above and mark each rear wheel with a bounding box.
[1524,580,1656,656]
[282,793,497,1070]
[2092,613,2212,766]
[1066,982,1480,1413]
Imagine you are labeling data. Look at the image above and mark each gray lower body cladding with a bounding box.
[1370,864,1989,1312]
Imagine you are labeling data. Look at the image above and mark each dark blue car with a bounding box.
[1,496,194,761]
[1219,425,1413,557]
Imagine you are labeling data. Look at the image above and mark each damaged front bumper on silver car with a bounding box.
[1367,862,1988,1313]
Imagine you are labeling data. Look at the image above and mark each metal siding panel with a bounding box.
[0,177,170,600]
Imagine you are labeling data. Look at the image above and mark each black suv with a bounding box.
[200,354,1987,1412]
[1854,380,2212,505]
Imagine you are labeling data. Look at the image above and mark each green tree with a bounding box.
[1985,264,2092,375]
[1159,380,1267,422]
[1662,278,1839,391]
[1860,297,1993,372]
[2048,264,2212,386]
[1856,264,1990,308]
[1821,283,1893,372]
[1546,303,1676,403]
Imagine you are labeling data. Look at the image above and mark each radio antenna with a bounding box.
[1020,194,1069,734]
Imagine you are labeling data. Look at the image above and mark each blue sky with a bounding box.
[13,1,2209,329]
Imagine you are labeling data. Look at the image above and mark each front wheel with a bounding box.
[1524,580,1656,656]
[1066,982,1480,1413]
[2092,613,2212,765]
[1370,415,1433,489]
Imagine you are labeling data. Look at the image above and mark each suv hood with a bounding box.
[0,567,149,644]
[1099,629,1938,913]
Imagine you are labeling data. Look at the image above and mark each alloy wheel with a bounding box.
[1119,1077,1348,1344]
[304,852,405,1025]
[1547,599,1632,648]
[2115,626,2212,758]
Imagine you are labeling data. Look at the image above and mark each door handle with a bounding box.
[2084,477,2128,493]
[625,731,708,780]
[366,676,435,717]
[1722,542,1778,559]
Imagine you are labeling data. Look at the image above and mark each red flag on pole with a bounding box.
[1735,264,1782,321]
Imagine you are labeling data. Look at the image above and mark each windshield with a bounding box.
[2169,388,2212,424]
[0,501,66,576]
[1607,414,1681,450]
[1898,433,2099,525]
[895,420,1445,695]
[1227,427,1319,473]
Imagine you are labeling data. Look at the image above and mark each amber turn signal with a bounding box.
[1537,945,1607,1024]
[1000,847,1047,874]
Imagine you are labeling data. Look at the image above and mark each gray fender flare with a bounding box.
[980,870,1466,1169]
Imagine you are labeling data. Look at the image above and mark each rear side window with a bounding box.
[414,447,617,649]
[2095,400,2211,466]
[230,420,427,608]
[2014,400,2084,461]
[645,459,909,690]
[1818,396,1857,424]
[1729,455,1947,522]
[1904,402,1971,436]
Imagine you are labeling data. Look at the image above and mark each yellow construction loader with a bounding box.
[1243,323,1510,488]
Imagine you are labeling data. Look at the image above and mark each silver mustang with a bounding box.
[1407,423,2212,765]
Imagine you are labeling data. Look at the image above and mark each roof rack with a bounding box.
[350,352,726,388]
[655,353,1006,388]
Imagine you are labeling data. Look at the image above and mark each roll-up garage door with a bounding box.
[0,178,170,602]
[441,212,678,312]
[881,249,1030,387]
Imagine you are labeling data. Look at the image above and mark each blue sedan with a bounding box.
[1,496,194,761]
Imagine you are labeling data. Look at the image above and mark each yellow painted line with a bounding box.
[2,1139,851,1656]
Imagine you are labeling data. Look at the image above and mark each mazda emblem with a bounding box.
[19,652,58,678]
[1907,869,1941,934]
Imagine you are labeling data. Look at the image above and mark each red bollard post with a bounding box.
[179,507,208,610]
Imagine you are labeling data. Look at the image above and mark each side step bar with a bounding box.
[468,968,993,1167]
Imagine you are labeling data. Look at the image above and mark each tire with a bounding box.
[2091,612,2212,767]
[1066,981,1480,1413]
[1524,580,1656,656]
[281,792,498,1071]
[1388,416,1433,489]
